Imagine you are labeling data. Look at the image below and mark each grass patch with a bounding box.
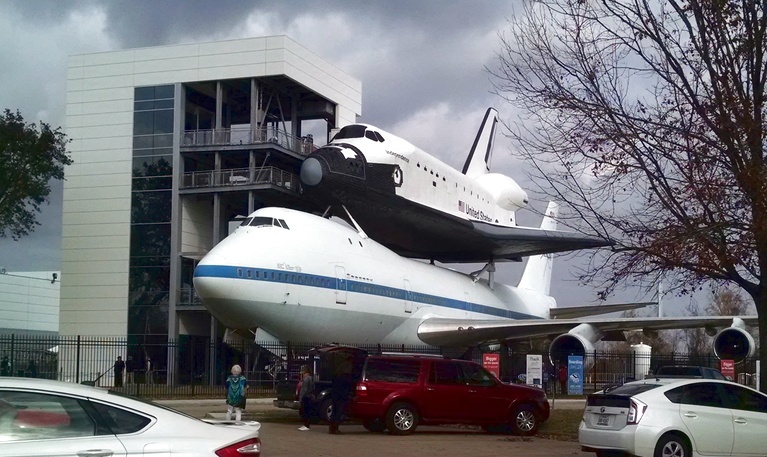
[538,408,582,441]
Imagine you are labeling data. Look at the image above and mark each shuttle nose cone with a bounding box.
[300,157,323,186]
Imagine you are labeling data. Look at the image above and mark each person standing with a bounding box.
[1,356,10,376]
[329,354,354,435]
[558,364,568,395]
[26,359,37,378]
[298,365,315,431]
[145,357,153,385]
[126,355,135,384]
[114,356,125,387]
[225,364,248,421]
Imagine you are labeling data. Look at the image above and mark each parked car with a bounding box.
[653,365,728,380]
[348,353,550,435]
[579,378,767,457]
[0,377,261,456]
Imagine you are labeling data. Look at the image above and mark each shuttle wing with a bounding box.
[417,315,758,347]
[333,199,611,262]
[471,220,612,261]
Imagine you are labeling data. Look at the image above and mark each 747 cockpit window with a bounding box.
[247,217,290,229]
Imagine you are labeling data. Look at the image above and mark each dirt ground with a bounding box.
[159,398,592,457]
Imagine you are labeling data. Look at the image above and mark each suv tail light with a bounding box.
[627,399,647,425]
[356,383,368,397]
[215,437,261,456]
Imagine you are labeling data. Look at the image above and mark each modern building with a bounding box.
[62,36,362,377]
[0,270,60,336]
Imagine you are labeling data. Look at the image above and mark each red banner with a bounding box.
[720,359,735,380]
[483,353,500,378]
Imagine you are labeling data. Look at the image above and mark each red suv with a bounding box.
[349,354,550,435]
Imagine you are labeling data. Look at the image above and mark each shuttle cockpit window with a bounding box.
[334,125,366,140]
[365,130,385,142]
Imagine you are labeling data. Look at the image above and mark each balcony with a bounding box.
[181,166,300,192]
[182,126,316,156]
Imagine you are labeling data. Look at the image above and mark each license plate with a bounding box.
[597,414,610,426]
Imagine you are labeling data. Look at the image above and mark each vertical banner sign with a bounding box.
[483,353,500,379]
[526,354,543,387]
[720,360,735,380]
[568,356,584,395]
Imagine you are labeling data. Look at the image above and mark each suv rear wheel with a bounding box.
[362,418,386,433]
[385,402,418,435]
[510,404,538,436]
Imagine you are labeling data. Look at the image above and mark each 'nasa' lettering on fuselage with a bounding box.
[459,201,493,222]
[277,263,302,273]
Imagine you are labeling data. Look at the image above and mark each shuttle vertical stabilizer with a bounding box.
[462,108,498,179]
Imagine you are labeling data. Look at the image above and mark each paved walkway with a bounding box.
[157,397,590,457]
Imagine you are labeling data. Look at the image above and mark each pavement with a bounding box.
[157,398,591,457]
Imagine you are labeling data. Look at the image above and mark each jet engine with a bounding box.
[713,319,755,363]
[474,173,529,212]
[548,323,601,366]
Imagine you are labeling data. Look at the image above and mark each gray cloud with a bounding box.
[0,0,655,307]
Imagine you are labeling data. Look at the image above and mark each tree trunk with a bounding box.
[757,293,767,393]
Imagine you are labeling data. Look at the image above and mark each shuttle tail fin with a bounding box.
[462,108,498,179]
[517,202,558,296]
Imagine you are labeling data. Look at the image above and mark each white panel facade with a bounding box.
[0,272,60,335]
[62,35,362,339]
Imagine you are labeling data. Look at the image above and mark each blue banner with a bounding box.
[567,356,584,395]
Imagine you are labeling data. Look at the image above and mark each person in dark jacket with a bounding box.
[297,365,315,431]
[329,354,354,434]
[114,356,125,387]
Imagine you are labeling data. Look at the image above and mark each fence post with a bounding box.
[75,335,81,384]
[9,334,15,377]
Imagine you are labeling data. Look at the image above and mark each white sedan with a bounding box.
[579,377,767,457]
[0,377,260,457]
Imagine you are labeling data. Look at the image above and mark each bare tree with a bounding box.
[604,309,677,354]
[491,1,767,388]
[682,302,711,358]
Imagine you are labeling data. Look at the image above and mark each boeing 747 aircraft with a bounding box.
[300,108,611,262]
[193,206,756,364]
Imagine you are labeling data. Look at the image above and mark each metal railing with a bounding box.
[182,126,316,156]
[0,334,758,399]
[181,166,300,191]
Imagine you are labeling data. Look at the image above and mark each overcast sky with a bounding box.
[0,0,688,311]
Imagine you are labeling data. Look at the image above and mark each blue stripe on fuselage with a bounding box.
[194,264,541,320]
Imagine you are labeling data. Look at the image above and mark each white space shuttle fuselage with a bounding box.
[310,118,529,226]
[300,109,608,262]
[194,207,554,346]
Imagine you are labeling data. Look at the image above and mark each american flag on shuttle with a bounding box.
[458,200,464,212]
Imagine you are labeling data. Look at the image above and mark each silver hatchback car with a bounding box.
[0,377,261,457]
[579,378,767,457]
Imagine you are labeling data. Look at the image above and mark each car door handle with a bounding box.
[426,387,435,391]
[734,418,748,424]
[76,450,114,457]
[683,412,698,418]
[468,389,477,393]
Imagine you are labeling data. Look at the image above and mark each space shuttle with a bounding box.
[300,108,610,262]
[193,206,757,364]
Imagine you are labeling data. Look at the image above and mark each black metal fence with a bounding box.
[0,334,759,398]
